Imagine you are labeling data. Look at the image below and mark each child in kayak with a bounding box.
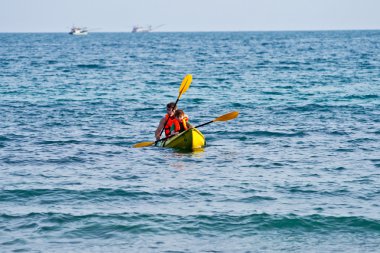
[155,102,177,140]
[170,109,194,135]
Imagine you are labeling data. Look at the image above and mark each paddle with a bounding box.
[133,135,173,148]
[133,111,239,148]
[157,74,192,138]
[194,111,239,128]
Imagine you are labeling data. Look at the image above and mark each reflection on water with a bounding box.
[174,148,205,156]
[167,148,205,170]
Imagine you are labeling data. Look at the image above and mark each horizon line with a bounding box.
[1,28,380,34]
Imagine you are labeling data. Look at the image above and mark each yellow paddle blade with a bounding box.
[214,111,239,122]
[178,74,192,99]
[133,141,155,148]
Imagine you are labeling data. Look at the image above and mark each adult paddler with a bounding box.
[155,102,177,140]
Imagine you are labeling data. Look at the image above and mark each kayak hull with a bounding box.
[156,128,205,151]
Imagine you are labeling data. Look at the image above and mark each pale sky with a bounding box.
[1,0,380,32]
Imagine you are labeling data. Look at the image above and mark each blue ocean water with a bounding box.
[0,31,380,252]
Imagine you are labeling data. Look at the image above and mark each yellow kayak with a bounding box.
[155,128,205,151]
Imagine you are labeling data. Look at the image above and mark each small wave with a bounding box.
[345,94,379,100]
[36,140,82,145]
[1,212,379,235]
[283,104,366,113]
[45,156,86,164]
[76,64,106,69]
[274,65,298,71]
[0,188,150,202]
[323,166,347,172]
[335,148,354,152]
[3,156,88,165]
[261,91,284,95]
[245,130,307,137]
[287,187,350,196]
[278,60,302,66]
[0,188,213,202]
[0,135,10,141]
[327,130,350,136]
[47,60,58,65]
[1,238,27,246]
[238,196,277,202]
[0,134,25,141]
[283,104,328,112]
[215,77,228,82]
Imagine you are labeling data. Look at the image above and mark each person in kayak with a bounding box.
[170,109,194,135]
[155,102,177,140]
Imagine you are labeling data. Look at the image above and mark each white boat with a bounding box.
[69,26,88,35]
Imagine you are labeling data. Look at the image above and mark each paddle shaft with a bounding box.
[155,134,173,145]
[194,120,213,128]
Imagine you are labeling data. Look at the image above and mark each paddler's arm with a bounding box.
[155,117,166,140]
[187,121,194,129]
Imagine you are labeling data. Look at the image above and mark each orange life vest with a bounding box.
[173,117,189,133]
[164,114,176,137]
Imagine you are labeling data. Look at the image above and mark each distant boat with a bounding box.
[131,24,164,33]
[132,25,152,33]
[69,26,88,35]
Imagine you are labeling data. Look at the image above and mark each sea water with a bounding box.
[0,31,379,252]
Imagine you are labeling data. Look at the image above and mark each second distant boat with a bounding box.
[131,24,164,33]
[131,25,152,33]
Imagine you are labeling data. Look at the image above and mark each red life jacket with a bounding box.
[164,114,176,137]
[173,117,189,133]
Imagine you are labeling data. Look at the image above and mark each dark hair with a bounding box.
[166,102,177,110]
[174,109,184,118]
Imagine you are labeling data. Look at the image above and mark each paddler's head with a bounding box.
[174,109,185,121]
[166,102,177,117]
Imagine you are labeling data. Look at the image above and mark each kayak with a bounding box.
[155,128,205,151]
[156,128,205,151]
[133,111,238,150]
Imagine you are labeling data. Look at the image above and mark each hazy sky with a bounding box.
[1,0,380,32]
